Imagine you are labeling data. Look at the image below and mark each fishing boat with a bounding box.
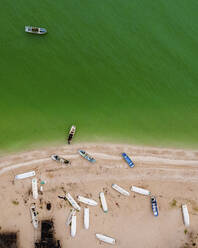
[77,196,98,206]
[68,125,76,144]
[51,155,70,165]
[30,204,38,229]
[131,186,151,196]
[112,184,130,196]
[66,193,81,211]
[84,207,89,230]
[71,213,76,237]
[15,171,36,180]
[122,153,135,168]
[79,150,96,163]
[99,192,108,213]
[182,204,190,226]
[25,26,47,34]
[151,196,159,217]
[96,234,116,245]
[66,209,76,227]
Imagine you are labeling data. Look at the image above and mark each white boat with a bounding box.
[30,204,38,229]
[66,209,76,226]
[96,234,116,245]
[71,214,76,237]
[25,26,47,34]
[68,125,76,144]
[32,178,38,200]
[84,207,89,230]
[131,186,151,196]
[182,204,190,227]
[77,196,97,206]
[99,192,108,213]
[66,193,81,211]
[15,171,36,180]
[112,184,130,196]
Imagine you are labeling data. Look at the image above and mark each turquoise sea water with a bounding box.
[0,0,198,153]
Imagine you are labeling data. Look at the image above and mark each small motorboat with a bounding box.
[122,153,135,168]
[51,155,70,165]
[30,204,38,229]
[151,196,159,217]
[79,150,96,163]
[68,125,76,144]
[25,26,47,34]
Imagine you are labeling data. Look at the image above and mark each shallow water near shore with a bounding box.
[0,0,198,152]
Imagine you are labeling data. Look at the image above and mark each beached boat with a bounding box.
[30,204,38,229]
[182,204,190,227]
[112,184,130,196]
[96,234,116,245]
[131,186,151,196]
[66,193,81,211]
[99,192,108,213]
[32,178,38,200]
[84,207,89,230]
[68,125,76,144]
[79,150,96,163]
[25,26,47,34]
[77,196,98,206]
[122,153,135,168]
[15,171,36,180]
[71,213,76,237]
[51,155,70,165]
[66,209,76,227]
[151,196,159,216]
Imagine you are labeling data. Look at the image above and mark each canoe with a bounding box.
[131,186,151,196]
[84,207,89,230]
[32,178,38,200]
[122,153,135,168]
[182,204,190,227]
[77,196,97,206]
[66,209,76,227]
[66,193,81,211]
[112,184,130,196]
[68,125,76,144]
[15,171,36,180]
[30,204,38,229]
[96,234,116,245]
[71,214,76,237]
[25,26,47,34]
[79,150,96,163]
[99,192,108,213]
[151,196,159,217]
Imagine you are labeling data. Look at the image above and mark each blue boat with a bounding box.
[122,153,135,168]
[79,150,96,163]
[151,196,159,217]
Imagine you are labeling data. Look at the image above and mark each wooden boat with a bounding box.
[112,184,130,196]
[77,196,98,206]
[84,207,89,230]
[66,193,81,211]
[122,153,135,168]
[151,196,159,217]
[30,204,38,229]
[79,150,96,163]
[51,155,70,165]
[68,125,76,144]
[96,234,116,245]
[131,186,151,196]
[99,192,108,213]
[66,209,76,227]
[182,204,190,226]
[32,178,38,200]
[71,214,76,237]
[25,26,47,34]
[15,171,36,180]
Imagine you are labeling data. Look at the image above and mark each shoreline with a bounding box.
[0,143,198,247]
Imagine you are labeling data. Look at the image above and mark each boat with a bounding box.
[112,184,130,196]
[96,234,116,245]
[77,196,97,206]
[79,150,96,163]
[182,204,190,227]
[99,192,108,213]
[15,171,36,180]
[122,153,135,168]
[68,125,76,144]
[151,196,159,217]
[71,213,76,237]
[25,26,47,34]
[131,186,151,196]
[84,207,89,230]
[66,209,76,227]
[51,155,70,165]
[32,178,38,200]
[66,193,81,211]
[30,204,38,229]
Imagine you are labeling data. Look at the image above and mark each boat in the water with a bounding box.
[151,196,159,217]
[51,155,70,165]
[79,150,96,163]
[122,153,135,168]
[68,125,76,144]
[30,204,38,229]
[25,26,47,34]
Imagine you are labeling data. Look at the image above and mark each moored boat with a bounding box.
[79,150,96,163]
[25,26,47,34]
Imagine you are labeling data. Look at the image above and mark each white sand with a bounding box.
[0,143,198,248]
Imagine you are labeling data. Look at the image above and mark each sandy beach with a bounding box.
[0,143,198,248]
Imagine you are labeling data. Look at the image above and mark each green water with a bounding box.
[0,0,198,153]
